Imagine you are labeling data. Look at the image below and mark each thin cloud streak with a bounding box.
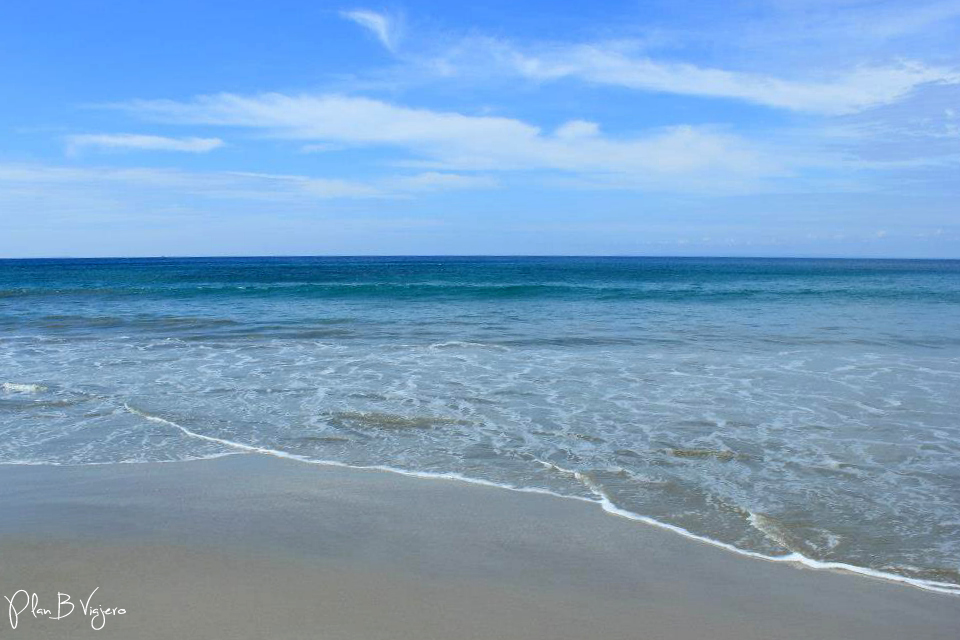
[506,46,958,115]
[0,164,495,202]
[340,9,399,52]
[65,133,225,154]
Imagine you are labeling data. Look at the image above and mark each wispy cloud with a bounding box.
[329,1,960,116]
[0,163,494,203]
[382,33,958,116]
[504,45,958,115]
[115,92,787,190]
[65,133,224,154]
[733,0,960,45]
[340,9,399,52]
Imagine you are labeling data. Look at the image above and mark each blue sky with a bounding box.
[1,0,958,257]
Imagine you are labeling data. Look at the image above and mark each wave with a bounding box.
[115,404,960,597]
[3,282,959,303]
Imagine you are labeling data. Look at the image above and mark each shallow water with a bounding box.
[2,256,959,591]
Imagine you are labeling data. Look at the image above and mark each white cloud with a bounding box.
[65,133,224,154]
[340,9,398,52]
[334,2,960,116]
[502,44,959,115]
[117,92,785,189]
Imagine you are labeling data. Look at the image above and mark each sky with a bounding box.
[1,0,958,258]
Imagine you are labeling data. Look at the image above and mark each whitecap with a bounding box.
[1,382,47,393]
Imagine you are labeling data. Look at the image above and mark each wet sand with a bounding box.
[0,454,957,639]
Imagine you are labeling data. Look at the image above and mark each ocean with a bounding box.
[2,256,959,593]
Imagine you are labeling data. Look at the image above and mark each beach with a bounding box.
[5,0,960,633]
[3,256,960,637]
[1,454,957,639]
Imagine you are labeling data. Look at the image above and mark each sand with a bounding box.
[0,454,957,639]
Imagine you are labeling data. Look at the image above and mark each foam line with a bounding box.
[122,403,960,597]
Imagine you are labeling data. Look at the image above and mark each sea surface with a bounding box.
[2,257,959,593]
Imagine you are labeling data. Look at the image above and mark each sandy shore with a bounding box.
[0,454,957,639]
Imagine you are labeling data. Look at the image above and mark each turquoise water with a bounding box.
[2,257,959,591]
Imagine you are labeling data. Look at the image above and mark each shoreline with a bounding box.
[124,403,960,596]
[1,454,958,639]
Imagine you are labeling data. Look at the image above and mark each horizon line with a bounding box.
[2,254,959,261]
